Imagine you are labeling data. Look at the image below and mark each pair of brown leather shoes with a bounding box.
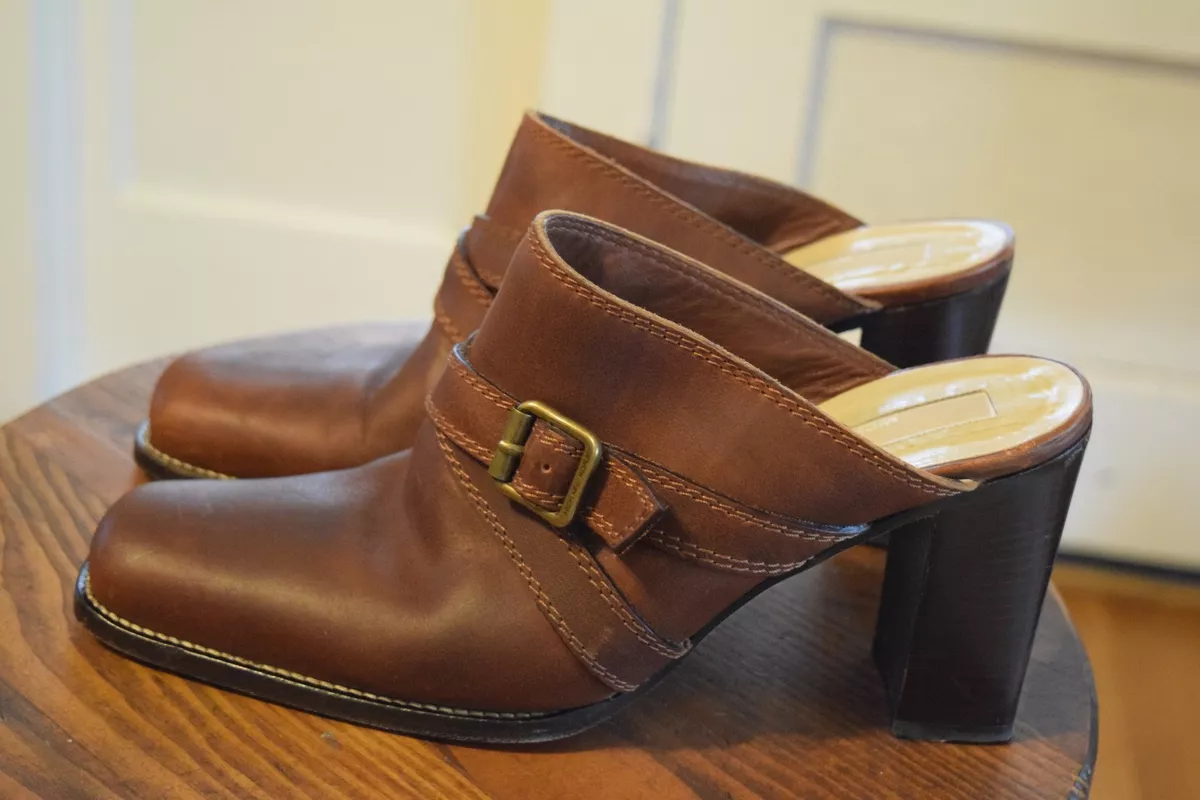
[76,113,1090,745]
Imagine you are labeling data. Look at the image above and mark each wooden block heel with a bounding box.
[858,270,1010,368]
[873,432,1088,743]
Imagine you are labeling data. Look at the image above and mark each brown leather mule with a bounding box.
[81,212,1087,745]
[135,112,1012,481]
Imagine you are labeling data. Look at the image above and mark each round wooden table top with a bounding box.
[0,354,1097,799]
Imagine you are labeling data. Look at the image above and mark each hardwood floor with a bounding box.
[1054,561,1200,799]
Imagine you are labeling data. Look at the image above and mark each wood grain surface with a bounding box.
[0,356,1097,799]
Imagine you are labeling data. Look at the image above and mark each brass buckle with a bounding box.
[488,400,603,528]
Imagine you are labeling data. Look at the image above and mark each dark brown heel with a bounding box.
[873,432,1088,743]
[858,270,1010,368]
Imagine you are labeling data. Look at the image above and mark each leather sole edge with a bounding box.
[73,563,629,744]
[133,422,235,481]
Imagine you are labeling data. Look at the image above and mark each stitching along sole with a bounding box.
[73,563,632,744]
[133,422,236,481]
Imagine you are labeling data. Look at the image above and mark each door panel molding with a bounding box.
[666,0,1200,181]
[800,16,1200,187]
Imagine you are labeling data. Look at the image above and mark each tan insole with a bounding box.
[783,220,1009,294]
[819,356,1086,474]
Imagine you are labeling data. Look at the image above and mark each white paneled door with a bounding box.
[541,0,1200,567]
[8,0,548,421]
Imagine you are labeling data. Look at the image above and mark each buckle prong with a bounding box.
[489,400,603,528]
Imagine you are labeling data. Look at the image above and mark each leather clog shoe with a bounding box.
[80,212,1087,744]
[135,111,1013,481]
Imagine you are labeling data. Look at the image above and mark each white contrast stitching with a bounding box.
[138,424,235,480]
[82,571,548,719]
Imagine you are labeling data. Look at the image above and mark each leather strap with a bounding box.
[426,341,862,691]
[462,214,524,290]
[429,346,665,552]
[430,342,865,571]
[429,345,691,692]
[431,232,496,343]
[427,339,897,691]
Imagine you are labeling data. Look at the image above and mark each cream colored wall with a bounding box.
[6,0,551,422]
[539,0,671,143]
[0,1,36,423]
[76,1,556,385]
[461,0,552,216]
